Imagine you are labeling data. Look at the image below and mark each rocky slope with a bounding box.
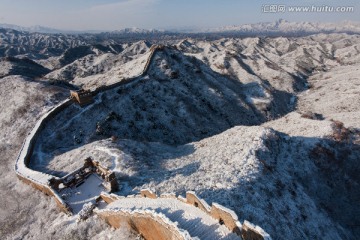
[30,120,360,239]
[0,57,50,78]
[30,45,295,176]
[297,65,360,129]
[0,28,89,59]
[0,75,137,239]
[1,31,360,239]
[44,41,151,88]
[208,19,360,35]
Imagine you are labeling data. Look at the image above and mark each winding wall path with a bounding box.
[14,45,271,240]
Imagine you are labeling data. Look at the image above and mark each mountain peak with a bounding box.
[206,19,360,35]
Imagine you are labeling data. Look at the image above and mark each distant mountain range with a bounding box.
[0,23,71,34]
[109,27,165,34]
[0,23,164,34]
[204,19,360,34]
[1,19,360,35]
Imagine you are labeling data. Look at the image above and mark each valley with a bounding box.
[0,28,359,239]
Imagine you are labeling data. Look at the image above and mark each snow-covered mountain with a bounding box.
[0,23,62,33]
[110,27,165,34]
[0,28,90,59]
[0,23,167,34]
[0,23,103,34]
[0,57,50,78]
[207,19,360,35]
[2,20,360,61]
[2,19,360,36]
[1,31,360,239]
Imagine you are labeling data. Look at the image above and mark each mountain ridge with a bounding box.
[205,19,360,34]
[2,19,360,35]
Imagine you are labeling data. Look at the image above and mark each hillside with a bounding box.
[45,41,151,88]
[0,75,137,239]
[207,19,360,35]
[0,57,50,78]
[0,28,89,59]
[1,32,360,239]
[29,45,299,177]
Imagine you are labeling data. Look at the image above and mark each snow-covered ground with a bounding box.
[1,32,360,239]
[48,122,357,239]
[61,174,106,213]
[0,76,135,239]
[45,41,152,89]
[101,197,240,239]
[297,64,360,129]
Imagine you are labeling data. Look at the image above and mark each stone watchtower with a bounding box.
[70,89,94,107]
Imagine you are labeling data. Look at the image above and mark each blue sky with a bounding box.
[0,0,359,31]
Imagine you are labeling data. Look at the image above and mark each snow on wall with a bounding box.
[186,191,212,212]
[140,189,157,199]
[14,99,73,214]
[99,189,272,240]
[242,220,272,240]
[185,192,270,239]
[13,45,161,215]
[95,208,193,240]
[185,191,242,236]
[14,44,271,239]
[91,44,160,94]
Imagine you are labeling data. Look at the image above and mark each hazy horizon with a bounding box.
[0,0,359,31]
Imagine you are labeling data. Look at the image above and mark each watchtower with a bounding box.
[70,89,94,107]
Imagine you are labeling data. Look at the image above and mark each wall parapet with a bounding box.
[49,157,118,192]
[184,191,242,237]
[95,208,192,240]
[242,220,272,240]
[14,45,161,215]
[91,45,161,95]
[15,44,272,239]
[182,191,271,239]
[14,99,74,214]
[99,190,272,240]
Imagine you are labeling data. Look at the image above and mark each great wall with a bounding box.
[14,45,272,240]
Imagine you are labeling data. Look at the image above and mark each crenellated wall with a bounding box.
[242,221,272,240]
[91,45,161,94]
[49,157,118,192]
[14,99,74,214]
[184,192,270,239]
[98,190,272,240]
[16,173,72,214]
[15,44,272,239]
[140,189,158,199]
[14,45,160,214]
[96,209,192,240]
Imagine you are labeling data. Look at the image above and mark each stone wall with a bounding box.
[98,193,123,204]
[99,190,272,240]
[185,191,211,212]
[17,173,72,214]
[242,221,272,240]
[14,45,159,215]
[184,191,270,239]
[92,45,160,94]
[89,158,118,191]
[140,189,157,199]
[49,158,118,192]
[70,90,93,106]
[14,44,272,239]
[184,191,242,236]
[96,209,191,240]
[14,99,73,214]
[142,44,161,74]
